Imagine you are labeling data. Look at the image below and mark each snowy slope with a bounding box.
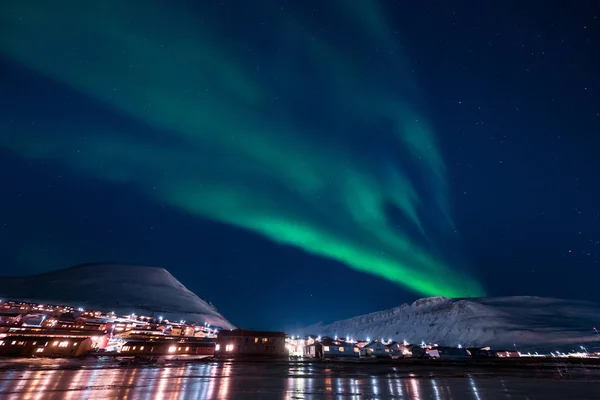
[0,263,235,329]
[299,296,600,349]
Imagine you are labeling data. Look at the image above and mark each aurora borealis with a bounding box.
[0,0,482,297]
[2,1,598,330]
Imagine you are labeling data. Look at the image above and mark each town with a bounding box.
[0,299,597,362]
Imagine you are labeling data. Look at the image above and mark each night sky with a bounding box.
[0,1,598,331]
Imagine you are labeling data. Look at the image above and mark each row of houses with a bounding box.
[304,338,413,359]
[299,337,522,360]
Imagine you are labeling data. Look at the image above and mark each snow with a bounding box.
[299,296,600,350]
[0,263,235,329]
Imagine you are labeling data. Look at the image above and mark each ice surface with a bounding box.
[0,263,235,329]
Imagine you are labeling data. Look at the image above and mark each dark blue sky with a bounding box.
[0,1,598,331]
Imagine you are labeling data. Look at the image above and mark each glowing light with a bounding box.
[0,0,484,297]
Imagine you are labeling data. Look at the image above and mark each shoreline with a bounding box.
[1,355,600,371]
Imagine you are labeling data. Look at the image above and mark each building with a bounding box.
[0,311,22,326]
[305,337,359,359]
[407,344,428,358]
[120,339,215,356]
[215,330,286,357]
[360,340,392,358]
[387,341,412,359]
[1,327,109,351]
[492,350,521,358]
[428,346,472,359]
[0,335,93,357]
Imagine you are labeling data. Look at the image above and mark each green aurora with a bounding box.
[0,1,484,297]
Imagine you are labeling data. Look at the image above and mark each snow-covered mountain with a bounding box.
[0,263,235,329]
[299,296,600,350]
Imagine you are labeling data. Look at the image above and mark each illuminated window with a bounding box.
[140,346,144,351]
[185,347,189,351]
[73,343,78,347]
[132,346,136,350]
[254,337,258,343]
[0,341,4,346]
[168,346,176,353]
[323,346,330,352]
[385,349,389,353]
[225,344,234,352]
[354,348,359,353]
[178,347,182,351]
[36,348,44,353]
[215,344,220,351]
[58,341,69,348]
[53,341,58,347]
[262,338,269,344]
[339,347,344,352]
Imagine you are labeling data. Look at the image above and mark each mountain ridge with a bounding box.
[0,263,235,329]
[299,296,600,350]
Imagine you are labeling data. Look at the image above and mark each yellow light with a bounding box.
[168,346,176,353]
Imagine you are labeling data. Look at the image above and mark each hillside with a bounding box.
[299,296,600,350]
[0,263,235,329]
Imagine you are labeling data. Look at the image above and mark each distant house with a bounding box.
[492,350,521,358]
[387,341,412,359]
[0,311,22,326]
[428,346,472,359]
[360,340,392,358]
[407,344,428,358]
[21,314,48,327]
[305,338,358,359]
[215,330,286,357]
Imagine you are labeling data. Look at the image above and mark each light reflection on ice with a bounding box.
[470,376,481,400]
[409,374,422,400]
[0,360,598,399]
[432,379,441,400]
